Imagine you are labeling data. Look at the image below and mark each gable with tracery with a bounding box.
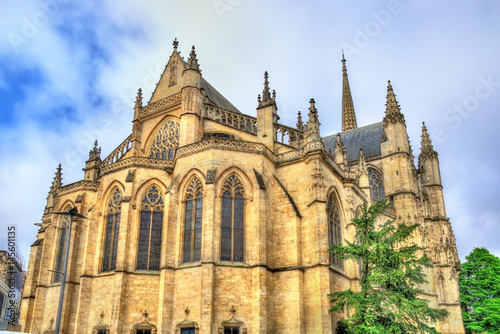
[149,120,180,160]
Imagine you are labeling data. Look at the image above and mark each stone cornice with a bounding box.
[59,180,98,194]
[100,156,175,176]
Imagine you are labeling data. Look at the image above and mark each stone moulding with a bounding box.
[100,156,175,176]
[176,138,276,162]
[142,92,182,115]
[59,180,98,194]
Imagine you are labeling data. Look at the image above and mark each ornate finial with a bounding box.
[52,164,63,190]
[296,111,303,130]
[309,98,317,114]
[135,88,143,109]
[341,54,357,131]
[100,311,105,320]
[308,98,319,123]
[262,71,271,102]
[272,89,276,99]
[305,98,320,142]
[88,140,101,161]
[186,45,201,71]
[359,148,367,173]
[185,307,190,317]
[49,318,54,330]
[257,94,261,103]
[229,306,236,316]
[173,38,179,49]
[384,80,405,124]
[143,310,149,320]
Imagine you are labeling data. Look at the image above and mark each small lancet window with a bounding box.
[183,176,204,263]
[102,188,122,272]
[137,186,164,270]
[53,207,71,283]
[149,121,180,160]
[327,192,343,269]
[368,168,385,202]
[220,174,245,262]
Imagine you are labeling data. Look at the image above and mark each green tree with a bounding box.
[459,247,500,334]
[329,200,448,334]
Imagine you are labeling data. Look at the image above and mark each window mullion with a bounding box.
[109,213,115,271]
[231,193,235,262]
[191,201,196,262]
[147,209,153,270]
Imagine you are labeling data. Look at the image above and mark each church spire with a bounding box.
[383,80,406,125]
[186,45,201,72]
[341,54,357,132]
[419,122,438,164]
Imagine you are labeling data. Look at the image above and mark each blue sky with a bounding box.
[0,0,499,267]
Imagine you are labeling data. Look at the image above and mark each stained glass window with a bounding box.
[327,192,343,269]
[221,174,244,262]
[102,188,122,272]
[149,121,180,160]
[53,211,70,283]
[183,176,204,263]
[137,186,163,270]
[368,168,385,202]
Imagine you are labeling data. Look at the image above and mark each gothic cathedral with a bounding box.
[20,40,465,333]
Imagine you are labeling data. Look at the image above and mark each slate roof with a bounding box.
[322,122,384,162]
[201,77,241,113]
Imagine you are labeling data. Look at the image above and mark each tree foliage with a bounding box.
[329,200,448,334]
[459,247,500,334]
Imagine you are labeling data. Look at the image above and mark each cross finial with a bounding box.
[185,307,190,317]
[143,310,149,320]
[173,38,179,49]
[100,311,105,320]
[229,306,236,316]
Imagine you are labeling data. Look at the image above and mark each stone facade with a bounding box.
[20,41,465,333]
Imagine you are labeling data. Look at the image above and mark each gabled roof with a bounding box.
[201,77,240,113]
[322,122,384,162]
[148,45,240,114]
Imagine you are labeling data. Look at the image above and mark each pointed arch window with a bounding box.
[149,121,180,160]
[327,192,343,269]
[368,168,385,202]
[221,174,245,262]
[102,188,122,272]
[137,186,164,270]
[53,208,70,283]
[183,176,203,263]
